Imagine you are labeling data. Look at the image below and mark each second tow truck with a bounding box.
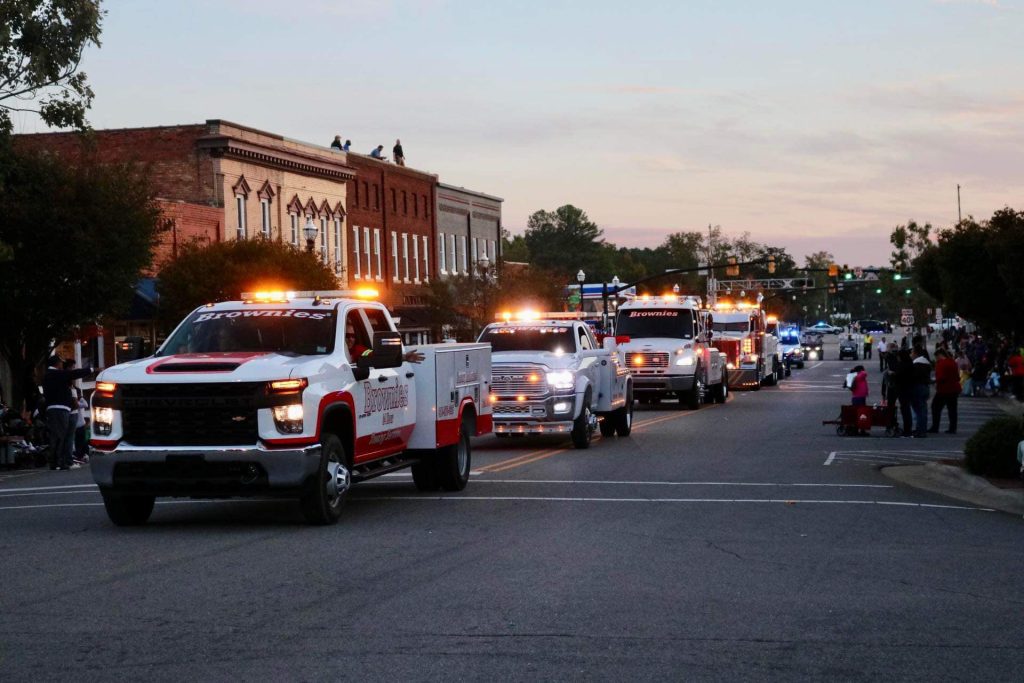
[478,313,633,448]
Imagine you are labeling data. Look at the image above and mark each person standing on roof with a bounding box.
[393,139,405,166]
[342,139,351,152]
[330,135,343,150]
[370,145,387,160]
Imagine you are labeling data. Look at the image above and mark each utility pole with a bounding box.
[706,224,717,307]
[957,184,962,224]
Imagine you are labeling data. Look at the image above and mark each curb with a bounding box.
[883,462,1024,516]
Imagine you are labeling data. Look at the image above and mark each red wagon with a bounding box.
[822,404,896,437]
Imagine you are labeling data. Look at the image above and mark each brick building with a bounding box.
[435,183,503,279]
[344,153,438,343]
[13,120,355,370]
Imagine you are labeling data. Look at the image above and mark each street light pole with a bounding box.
[576,269,586,314]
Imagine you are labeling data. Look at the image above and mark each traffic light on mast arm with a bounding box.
[767,255,776,274]
[827,263,838,278]
[726,256,739,277]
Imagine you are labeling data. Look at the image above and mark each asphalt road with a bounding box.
[1,339,1022,681]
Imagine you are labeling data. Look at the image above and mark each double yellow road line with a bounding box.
[478,397,731,473]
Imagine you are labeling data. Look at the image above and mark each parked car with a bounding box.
[856,319,888,334]
[809,321,843,335]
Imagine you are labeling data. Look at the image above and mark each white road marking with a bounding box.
[464,478,892,488]
[359,496,991,511]
[824,452,836,466]
[0,484,96,494]
[0,498,288,512]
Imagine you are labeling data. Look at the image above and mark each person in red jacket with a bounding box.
[1009,347,1024,401]
[930,349,961,433]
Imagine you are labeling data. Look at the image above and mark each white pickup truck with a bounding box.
[89,290,491,526]
[477,316,633,448]
[614,295,728,408]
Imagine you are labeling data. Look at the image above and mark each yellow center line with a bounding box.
[481,395,734,473]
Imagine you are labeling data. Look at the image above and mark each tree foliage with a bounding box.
[911,207,1024,337]
[523,205,610,279]
[0,145,162,409]
[0,0,104,136]
[156,238,340,328]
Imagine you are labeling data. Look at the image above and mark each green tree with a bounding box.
[523,205,607,279]
[156,238,339,329]
[0,146,162,410]
[0,0,104,136]
[500,229,529,262]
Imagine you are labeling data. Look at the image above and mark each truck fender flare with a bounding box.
[457,396,487,437]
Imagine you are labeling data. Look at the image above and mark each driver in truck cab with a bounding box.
[345,312,424,364]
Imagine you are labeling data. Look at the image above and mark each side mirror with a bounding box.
[371,331,404,369]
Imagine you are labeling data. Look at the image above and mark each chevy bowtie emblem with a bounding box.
[231,415,246,422]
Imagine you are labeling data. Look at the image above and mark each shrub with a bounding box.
[964,416,1024,478]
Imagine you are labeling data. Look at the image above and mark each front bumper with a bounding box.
[727,367,760,389]
[90,442,322,497]
[632,373,695,394]
[492,394,578,434]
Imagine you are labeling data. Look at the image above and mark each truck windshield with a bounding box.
[156,308,337,356]
[712,320,749,333]
[478,326,576,353]
[615,310,694,340]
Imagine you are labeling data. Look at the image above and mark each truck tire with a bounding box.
[571,391,594,449]
[685,369,703,410]
[712,380,728,404]
[613,388,633,436]
[411,460,440,491]
[299,433,349,525]
[599,417,616,437]
[436,418,472,491]
[101,491,155,527]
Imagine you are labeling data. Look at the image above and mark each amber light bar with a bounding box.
[268,378,308,393]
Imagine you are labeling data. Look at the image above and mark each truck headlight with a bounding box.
[93,406,114,436]
[272,404,304,434]
[675,355,695,366]
[546,370,575,390]
[553,401,572,413]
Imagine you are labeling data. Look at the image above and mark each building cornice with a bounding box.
[196,135,357,182]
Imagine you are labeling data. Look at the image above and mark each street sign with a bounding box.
[900,308,914,326]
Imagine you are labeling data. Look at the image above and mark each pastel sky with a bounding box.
[13,0,1024,266]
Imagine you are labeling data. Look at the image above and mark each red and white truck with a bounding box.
[89,290,491,526]
[710,302,783,389]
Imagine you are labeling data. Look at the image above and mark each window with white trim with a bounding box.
[489,240,495,262]
[461,235,468,273]
[352,225,361,279]
[471,237,478,266]
[235,195,246,240]
[290,213,298,246]
[402,233,410,281]
[450,234,458,274]
[422,236,430,282]
[438,233,446,274]
[373,229,382,281]
[413,234,420,282]
[392,232,399,281]
[260,199,271,238]
[363,227,371,279]
[320,217,328,263]
[334,218,342,275]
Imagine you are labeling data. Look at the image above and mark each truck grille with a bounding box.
[491,364,548,398]
[626,352,669,370]
[120,383,261,446]
[493,404,532,415]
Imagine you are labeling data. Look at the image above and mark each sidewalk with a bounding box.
[883,392,1024,516]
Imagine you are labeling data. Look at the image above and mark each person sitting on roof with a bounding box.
[369,145,387,160]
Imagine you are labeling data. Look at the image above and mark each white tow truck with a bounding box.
[710,302,783,389]
[89,290,492,526]
[477,313,633,448]
[614,295,728,408]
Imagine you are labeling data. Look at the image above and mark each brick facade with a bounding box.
[344,153,437,313]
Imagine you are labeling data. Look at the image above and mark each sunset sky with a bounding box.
[13,0,1023,265]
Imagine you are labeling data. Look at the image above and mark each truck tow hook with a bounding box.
[327,462,351,498]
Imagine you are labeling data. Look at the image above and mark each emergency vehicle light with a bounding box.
[241,290,292,303]
[96,381,117,395]
[766,315,778,323]
[268,378,308,393]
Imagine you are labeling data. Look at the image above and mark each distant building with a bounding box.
[435,183,503,278]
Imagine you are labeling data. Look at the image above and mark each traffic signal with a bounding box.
[894,273,903,281]
[875,288,882,294]
[828,282,837,294]
[827,263,838,277]
[767,255,776,274]
[904,288,912,295]
[843,272,853,281]
[726,257,739,277]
